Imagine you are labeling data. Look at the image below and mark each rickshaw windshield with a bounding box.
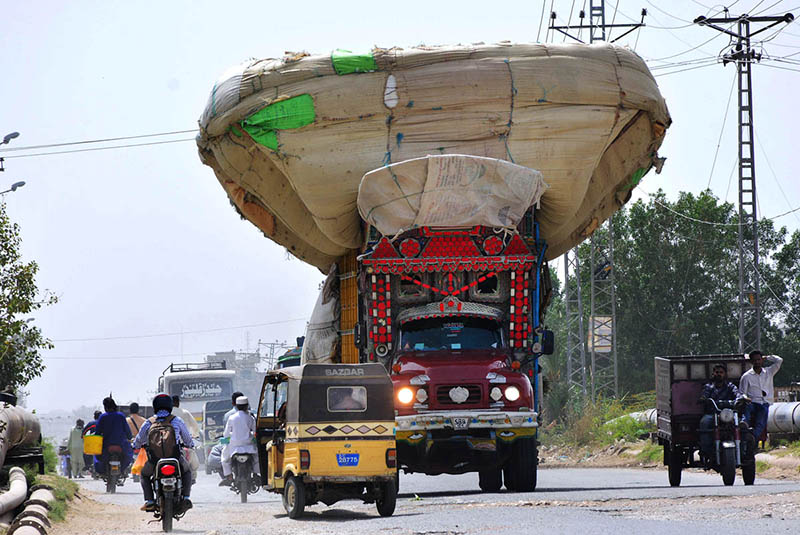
[260,381,288,418]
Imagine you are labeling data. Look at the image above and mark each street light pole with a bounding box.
[0,181,26,195]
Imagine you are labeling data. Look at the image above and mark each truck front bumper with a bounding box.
[396,410,538,432]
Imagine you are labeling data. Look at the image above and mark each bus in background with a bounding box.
[157,362,236,423]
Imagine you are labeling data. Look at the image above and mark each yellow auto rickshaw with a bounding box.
[256,363,397,518]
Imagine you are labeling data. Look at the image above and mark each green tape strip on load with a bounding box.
[619,166,650,191]
[331,49,377,75]
[240,94,316,150]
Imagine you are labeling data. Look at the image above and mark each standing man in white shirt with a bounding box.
[219,396,259,487]
[739,351,783,443]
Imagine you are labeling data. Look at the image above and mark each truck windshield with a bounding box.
[399,317,503,351]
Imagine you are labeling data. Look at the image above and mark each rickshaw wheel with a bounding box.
[283,475,306,519]
[376,479,397,517]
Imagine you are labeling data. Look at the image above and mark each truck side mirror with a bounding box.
[540,330,554,355]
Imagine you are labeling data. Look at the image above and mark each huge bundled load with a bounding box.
[197,43,670,271]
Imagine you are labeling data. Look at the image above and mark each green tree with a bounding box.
[0,202,57,391]
[548,189,799,395]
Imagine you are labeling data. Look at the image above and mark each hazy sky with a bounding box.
[1,1,798,411]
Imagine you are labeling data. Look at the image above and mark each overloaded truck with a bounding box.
[196,42,670,491]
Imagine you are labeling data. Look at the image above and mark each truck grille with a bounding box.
[436,384,482,405]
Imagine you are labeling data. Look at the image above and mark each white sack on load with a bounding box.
[300,265,340,364]
[196,43,671,271]
[358,155,548,235]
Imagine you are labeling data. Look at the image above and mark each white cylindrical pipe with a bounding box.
[0,467,28,515]
[28,489,55,504]
[767,402,800,433]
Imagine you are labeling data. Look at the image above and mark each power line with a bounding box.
[652,61,719,76]
[43,351,210,361]
[53,317,308,342]
[0,129,197,153]
[706,71,737,190]
[0,138,196,159]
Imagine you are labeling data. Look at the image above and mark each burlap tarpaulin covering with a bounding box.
[197,43,671,272]
[358,154,548,234]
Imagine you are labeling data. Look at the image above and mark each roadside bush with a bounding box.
[42,438,58,473]
[636,442,662,463]
[601,415,652,444]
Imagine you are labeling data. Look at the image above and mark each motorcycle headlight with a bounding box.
[720,408,734,424]
[397,387,414,404]
[504,386,521,402]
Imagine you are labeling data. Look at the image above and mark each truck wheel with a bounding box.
[478,469,502,492]
[506,437,537,492]
[721,448,736,486]
[283,475,306,519]
[666,444,682,487]
[376,479,397,517]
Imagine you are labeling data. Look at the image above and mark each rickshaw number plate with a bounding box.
[453,417,469,429]
[336,454,360,467]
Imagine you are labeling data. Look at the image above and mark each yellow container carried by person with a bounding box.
[83,434,103,456]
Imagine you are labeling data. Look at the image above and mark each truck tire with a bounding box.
[506,437,537,492]
[283,475,306,519]
[721,447,736,486]
[478,468,502,492]
[666,444,682,487]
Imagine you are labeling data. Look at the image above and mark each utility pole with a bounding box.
[695,10,794,354]
[564,248,587,396]
[549,1,646,44]
[551,1,638,398]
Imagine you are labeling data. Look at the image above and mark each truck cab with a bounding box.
[355,224,551,491]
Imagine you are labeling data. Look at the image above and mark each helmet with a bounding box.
[152,393,173,413]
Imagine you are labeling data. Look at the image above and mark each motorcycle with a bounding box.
[230,452,260,503]
[150,458,188,533]
[702,398,756,486]
[104,445,127,493]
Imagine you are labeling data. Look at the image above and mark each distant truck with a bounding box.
[351,222,553,492]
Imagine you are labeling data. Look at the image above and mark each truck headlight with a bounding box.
[504,386,520,401]
[416,388,428,403]
[397,387,414,404]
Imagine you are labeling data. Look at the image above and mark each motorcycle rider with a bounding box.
[126,402,146,437]
[223,391,245,427]
[82,410,102,472]
[133,394,195,512]
[171,396,201,482]
[94,397,134,477]
[219,395,259,487]
[698,363,741,465]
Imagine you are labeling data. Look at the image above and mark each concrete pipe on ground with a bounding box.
[0,467,28,515]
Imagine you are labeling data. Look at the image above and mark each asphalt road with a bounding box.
[64,467,800,535]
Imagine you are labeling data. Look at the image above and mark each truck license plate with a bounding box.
[453,417,468,429]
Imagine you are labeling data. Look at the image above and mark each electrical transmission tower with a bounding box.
[695,10,794,354]
[549,1,646,44]
[551,1,643,398]
[564,248,587,395]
